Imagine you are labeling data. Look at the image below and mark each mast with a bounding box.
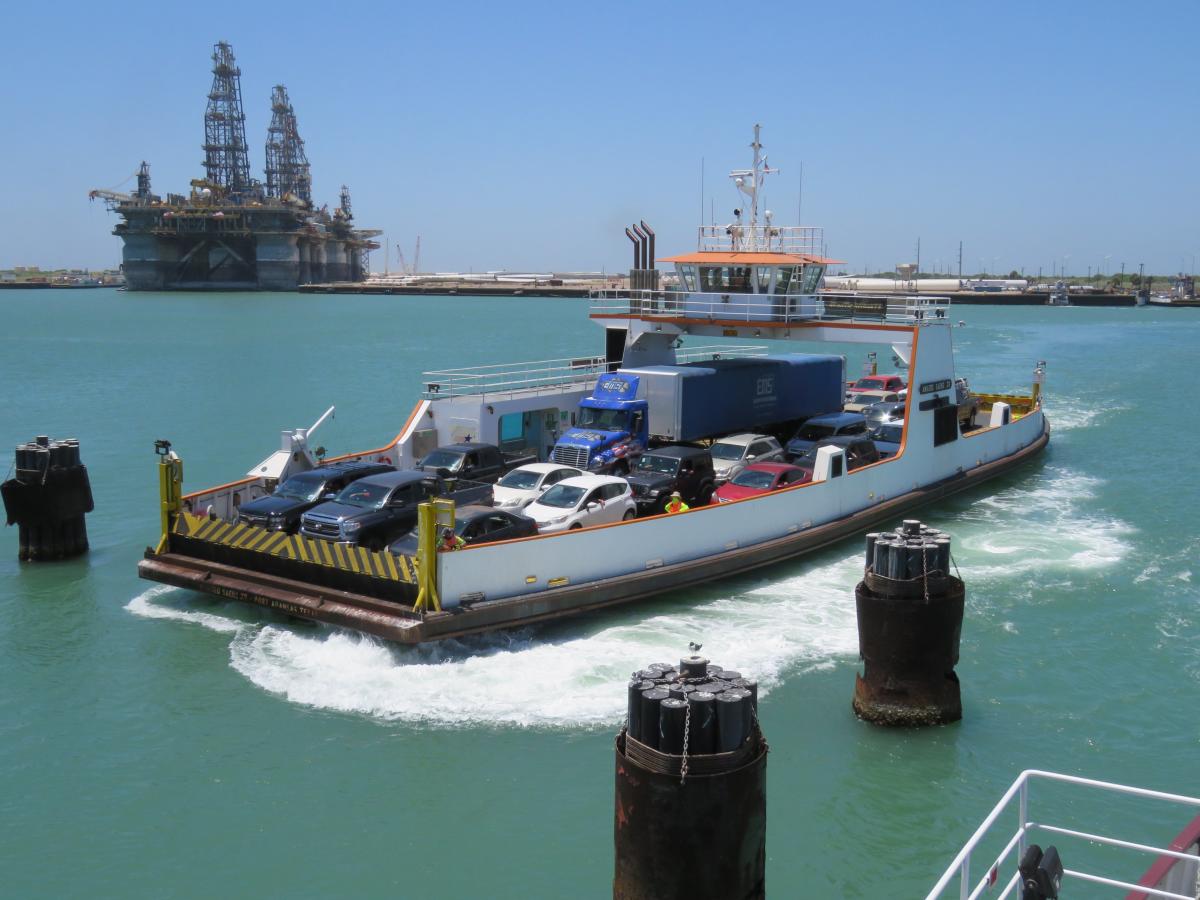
[729,123,777,251]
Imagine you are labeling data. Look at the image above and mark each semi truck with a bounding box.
[550,354,845,473]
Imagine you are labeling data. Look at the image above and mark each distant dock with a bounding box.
[302,282,1143,305]
[299,278,610,298]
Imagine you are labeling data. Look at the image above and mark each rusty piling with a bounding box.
[2,436,94,561]
[614,653,767,899]
[853,519,964,726]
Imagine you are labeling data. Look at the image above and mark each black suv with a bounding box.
[237,461,393,533]
[626,445,716,514]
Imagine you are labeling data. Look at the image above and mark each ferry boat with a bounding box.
[138,126,1050,643]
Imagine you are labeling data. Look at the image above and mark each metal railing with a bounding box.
[926,770,1200,900]
[420,345,769,400]
[697,224,824,255]
[589,288,952,326]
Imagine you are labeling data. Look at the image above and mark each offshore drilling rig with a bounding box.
[89,42,379,291]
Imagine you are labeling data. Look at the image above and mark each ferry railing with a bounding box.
[590,288,951,326]
[697,224,824,255]
[926,770,1200,900]
[420,345,769,401]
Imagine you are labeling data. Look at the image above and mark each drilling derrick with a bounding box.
[91,40,378,291]
[203,41,252,196]
[264,85,312,205]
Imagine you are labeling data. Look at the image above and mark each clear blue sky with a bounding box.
[3,0,1197,276]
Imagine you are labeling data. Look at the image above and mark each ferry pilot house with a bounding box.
[673,260,826,319]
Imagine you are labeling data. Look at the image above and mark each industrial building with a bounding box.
[90,42,379,291]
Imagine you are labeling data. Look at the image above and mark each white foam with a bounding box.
[125,584,247,634]
[225,551,864,728]
[1045,399,1128,432]
[129,462,1132,727]
[950,466,1132,580]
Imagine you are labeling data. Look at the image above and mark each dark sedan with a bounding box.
[387,505,538,555]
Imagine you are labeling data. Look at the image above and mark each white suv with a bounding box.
[709,433,785,483]
[492,463,583,510]
[524,474,636,533]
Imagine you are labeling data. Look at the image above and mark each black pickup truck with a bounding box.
[416,442,538,484]
[236,460,393,534]
[299,470,493,550]
[625,445,716,514]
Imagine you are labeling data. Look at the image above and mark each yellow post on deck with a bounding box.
[155,440,183,554]
[413,498,456,613]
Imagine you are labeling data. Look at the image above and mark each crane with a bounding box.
[89,162,155,210]
[396,236,421,275]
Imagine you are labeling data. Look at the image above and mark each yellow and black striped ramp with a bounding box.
[171,512,416,583]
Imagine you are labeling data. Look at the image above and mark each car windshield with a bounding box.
[335,481,392,509]
[578,407,628,430]
[866,405,901,425]
[730,470,776,489]
[537,484,586,509]
[273,474,325,502]
[709,442,745,461]
[796,423,836,441]
[853,377,883,389]
[635,454,680,475]
[873,424,904,443]
[419,450,463,471]
[498,469,541,490]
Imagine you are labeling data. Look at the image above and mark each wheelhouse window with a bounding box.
[775,266,797,294]
[699,267,724,291]
[800,264,825,294]
[699,266,752,293]
[678,264,698,292]
[755,267,773,293]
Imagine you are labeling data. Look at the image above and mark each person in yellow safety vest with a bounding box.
[665,491,690,514]
[438,526,466,552]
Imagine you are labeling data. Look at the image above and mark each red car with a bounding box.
[714,462,811,503]
[847,373,906,395]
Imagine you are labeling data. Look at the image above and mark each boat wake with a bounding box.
[124,465,1129,727]
[125,584,246,634]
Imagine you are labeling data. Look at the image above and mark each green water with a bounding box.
[2,289,1197,897]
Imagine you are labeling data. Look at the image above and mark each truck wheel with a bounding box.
[698,483,714,506]
[364,535,384,552]
[613,461,629,476]
[622,510,636,521]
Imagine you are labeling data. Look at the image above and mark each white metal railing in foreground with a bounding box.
[590,289,952,326]
[420,345,770,400]
[926,770,1200,900]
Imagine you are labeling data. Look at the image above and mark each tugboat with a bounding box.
[139,126,1050,644]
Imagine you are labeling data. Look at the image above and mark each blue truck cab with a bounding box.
[550,373,648,473]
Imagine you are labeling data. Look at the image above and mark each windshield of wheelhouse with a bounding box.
[699,266,752,293]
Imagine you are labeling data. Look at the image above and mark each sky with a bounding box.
[2,0,1197,277]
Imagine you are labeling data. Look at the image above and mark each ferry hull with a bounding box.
[137,421,1048,644]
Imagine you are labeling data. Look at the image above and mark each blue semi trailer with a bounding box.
[550,354,846,473]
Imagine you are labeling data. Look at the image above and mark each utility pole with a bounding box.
[957,241,962,278]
